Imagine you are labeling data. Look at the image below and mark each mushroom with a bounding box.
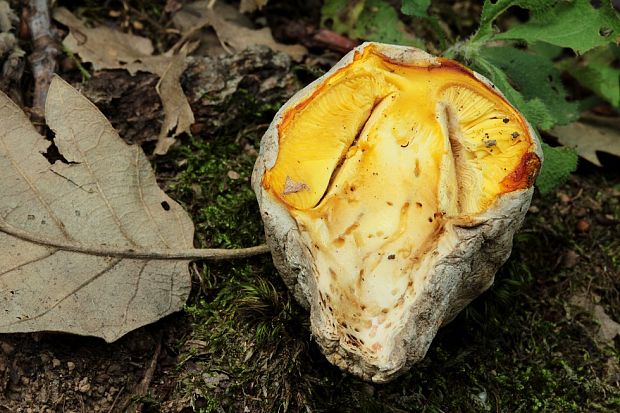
[252,42,542,382]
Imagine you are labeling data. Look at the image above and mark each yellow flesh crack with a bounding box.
[263,46,537,364]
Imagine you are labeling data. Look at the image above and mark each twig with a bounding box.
[0,221,270,260]
[28,0,59,120]
[126,334,163,413]
[106,385,125,413]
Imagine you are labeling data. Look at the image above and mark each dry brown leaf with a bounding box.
[207,6,306,61]
[172,1,306,61]
[570,294,620,346]
[551,116,620,167]
[53,8,154,73]
[240,0,269,13]
[53,8,194,155]
[0,76,194,342]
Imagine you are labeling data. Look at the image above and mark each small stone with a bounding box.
[0,341,14,354]
[78,377,90,393]
[528,205,539,214]
[576,219,590,233]
[52,358,61,368]
[21,376,30,385]
[573,207,588,218]
[558,192,571,204]
[561,250,579,269]
[227,170,241,180]
[67,361,76,371]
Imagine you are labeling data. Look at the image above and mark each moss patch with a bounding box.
[153,54,619,413]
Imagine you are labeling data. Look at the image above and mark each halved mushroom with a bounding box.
[252,43,542,382]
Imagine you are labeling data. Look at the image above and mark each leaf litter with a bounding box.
[551,115,620,167]
[53,7,194,155]
[0,76,195,342]
[171,1,306,61]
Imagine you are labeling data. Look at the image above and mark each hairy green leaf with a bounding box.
[473,57,555,129]
[536,143,578,195]
[561,45,620,108]
[496,0,620,54]
[321,0,420,45]
[480,46,580,127]
[401,0,431,18]
[473,0,555,42]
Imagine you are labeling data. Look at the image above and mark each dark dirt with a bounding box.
[0,1,618,412]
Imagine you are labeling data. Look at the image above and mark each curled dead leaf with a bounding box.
[172,1,306,61]
[240,0,269,14]
[53,7,194,155]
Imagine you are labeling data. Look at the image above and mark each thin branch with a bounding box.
[28,0,59,119]
[0,221,270,260]
[125,333,162,413]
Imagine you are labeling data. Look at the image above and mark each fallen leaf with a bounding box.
[53,8,153,73]
[53,7,194,155]
[0,76,194,342]
[570,293,620,346]
[551,116,620,167]
[149,52,195,155]
[172,1,306,61]
[240,0,269,13]
[207,6,305,61]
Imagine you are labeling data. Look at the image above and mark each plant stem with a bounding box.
[0,222,270,261]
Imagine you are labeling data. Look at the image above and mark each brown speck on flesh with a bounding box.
[387,201,393,206]
[387,254,396,260]
[283,176,309,195]
[484,139,497,148]
[416,202,423,208]
[503,117,510,123]
[428,217,433,223]
[511,131,520,139]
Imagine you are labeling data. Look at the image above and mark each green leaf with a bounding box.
[479,46,580,127]
[560,45,620,108]
[321,0,421,46]
[472,57,555,129]
[496,0,620,54]
[473,0,556,42]
[401,0,431,18]
[536,143,578,194]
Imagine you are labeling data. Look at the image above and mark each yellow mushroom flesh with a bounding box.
[262,45,540,366]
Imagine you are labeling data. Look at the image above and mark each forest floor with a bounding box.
[0,1,618,412]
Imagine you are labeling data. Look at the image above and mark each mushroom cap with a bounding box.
[252,42,542,382]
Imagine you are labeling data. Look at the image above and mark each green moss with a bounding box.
[157,68,619,413]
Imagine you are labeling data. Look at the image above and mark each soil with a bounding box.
[0,1,618,412]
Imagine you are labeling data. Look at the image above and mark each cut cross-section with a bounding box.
[254,43,542,382]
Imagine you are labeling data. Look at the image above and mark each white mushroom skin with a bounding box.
[252,42,542,383]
